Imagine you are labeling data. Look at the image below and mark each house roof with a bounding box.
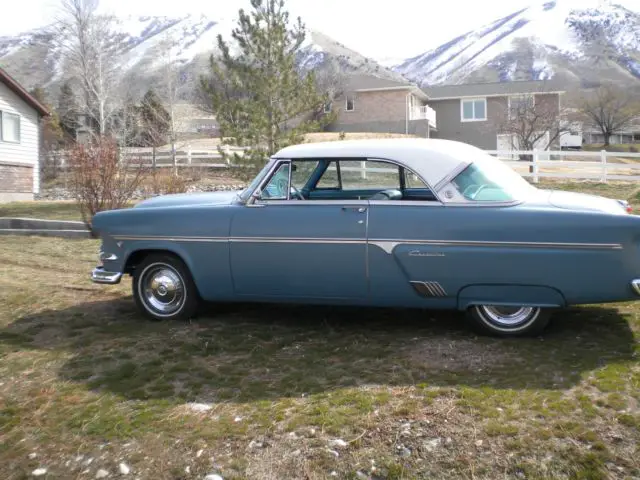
[0,67,49,117]
[425,80,566,100]
[345,74,428,100]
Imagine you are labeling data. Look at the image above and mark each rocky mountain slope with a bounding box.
[0,14,404,100]
[394,0,640,87]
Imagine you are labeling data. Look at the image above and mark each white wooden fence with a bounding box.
[485,149,640,183]
[46,147,640,183]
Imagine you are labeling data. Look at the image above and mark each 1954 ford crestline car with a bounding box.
[91,138,640,337]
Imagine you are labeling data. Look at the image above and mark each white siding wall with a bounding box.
[0,81,40,194]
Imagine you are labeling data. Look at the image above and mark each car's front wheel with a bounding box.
[132,253,199,321]
[467,305,551,337]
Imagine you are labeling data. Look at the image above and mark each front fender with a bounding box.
[120,238,233,301]
[457,284,566,310]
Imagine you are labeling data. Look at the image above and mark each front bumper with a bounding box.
[91,266,123,284]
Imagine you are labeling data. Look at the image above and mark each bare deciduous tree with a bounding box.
[52,0,122,138]
[310,61,344,125]
[493,93,571,152]
[157,32,196,174]
[67,136,149,233]
[574,83,640,147]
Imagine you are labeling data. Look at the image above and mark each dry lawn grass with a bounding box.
[0,184,639,479]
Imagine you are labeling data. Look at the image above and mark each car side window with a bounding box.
[260,163,290,200]
[291,160,320,190]
[316,161,340,189]
[339,160,401,190]
[404,169,428,189]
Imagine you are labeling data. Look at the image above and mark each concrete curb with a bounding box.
[0,218,93,239]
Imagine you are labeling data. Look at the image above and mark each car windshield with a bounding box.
[238,159,276,201]
[450,154,538,202]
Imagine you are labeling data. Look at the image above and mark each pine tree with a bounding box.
[58,81,79,141]
[200,0,332,177]
[138,88,171,167]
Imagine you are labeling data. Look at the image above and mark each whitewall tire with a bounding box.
[467,305,551,337]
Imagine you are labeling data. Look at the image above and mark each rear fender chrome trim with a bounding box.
[632,279,640,295]
[369,239,623,255]
[410,281,447,298]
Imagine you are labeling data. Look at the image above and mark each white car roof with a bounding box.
[272,138,485,188]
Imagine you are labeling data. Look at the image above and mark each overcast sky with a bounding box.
[0,0,632,61]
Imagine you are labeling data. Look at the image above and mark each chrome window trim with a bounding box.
[254,199,370,206]
[255,156,447,205]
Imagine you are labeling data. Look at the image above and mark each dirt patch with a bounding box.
[404,338,516,372]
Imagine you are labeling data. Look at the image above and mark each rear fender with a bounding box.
[457,284,566,310]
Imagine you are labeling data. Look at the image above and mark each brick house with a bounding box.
[0,67,49,202]
[325,74,437,137]
[424,80,566,150]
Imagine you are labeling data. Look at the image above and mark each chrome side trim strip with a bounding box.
[229,237,366,245]
[112,235,623,252]
[113,235,228,242]
[369,239,622,254]
[631,279,640,296]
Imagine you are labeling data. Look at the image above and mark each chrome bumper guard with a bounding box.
[632,279,640,296]
[91,266,123,284]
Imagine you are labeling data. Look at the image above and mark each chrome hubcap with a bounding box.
[140,264,185,315]
[479,305,536,327]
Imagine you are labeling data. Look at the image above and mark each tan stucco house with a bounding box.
[324,74,437,137]
[325,75,566,151]
[0,67,49,201]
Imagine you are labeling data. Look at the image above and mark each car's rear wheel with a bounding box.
[132,253,199,321]
[467,305,551,337]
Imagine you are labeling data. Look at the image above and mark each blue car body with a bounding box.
[91,139,640,332]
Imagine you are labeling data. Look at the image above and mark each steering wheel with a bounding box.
[462,184,488,200]
[471,184,489,199]
[462,184,480,198]
[290,185,304,200]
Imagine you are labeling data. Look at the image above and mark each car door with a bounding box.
[229,159,369,299]
[365,164,457,308]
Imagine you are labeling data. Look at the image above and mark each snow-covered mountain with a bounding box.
[0,14,402,99]
[394,0,640,86]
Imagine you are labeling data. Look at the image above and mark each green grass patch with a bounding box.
[0,201,84,221]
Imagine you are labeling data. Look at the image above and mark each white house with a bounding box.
[0,67,49,202]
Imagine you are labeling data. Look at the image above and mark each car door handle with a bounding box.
[342,206,367,213]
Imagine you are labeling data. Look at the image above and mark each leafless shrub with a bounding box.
[141,171,189,197]
[67,136,149,232]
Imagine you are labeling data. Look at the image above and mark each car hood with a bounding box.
[134,190,242,209]
[537,190,628,215]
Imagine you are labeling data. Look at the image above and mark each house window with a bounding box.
[324,102,332,113]
[345,95,355,112]
[460,98,487,122]
[0,111,21,143]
